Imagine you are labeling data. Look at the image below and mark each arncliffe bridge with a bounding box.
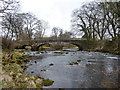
[16,38,97,51]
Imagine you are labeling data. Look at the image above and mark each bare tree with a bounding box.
[71,1,119,40]
[72,8,92,40]
[2,12,25,40]
[0,0,19,14]
[21,13,37,40]
[52,27,63,38]
[34,20,49,39]
[1,0,19,39]
[105,2,119,40]
[2,12,38,40]
[60,31,73,39]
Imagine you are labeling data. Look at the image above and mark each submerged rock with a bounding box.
[31,71,34,73]
[68,62,78,65]
[49,63,54,66]
[34,61,37,63]
[42,79,54,86]
[65,52,69,54]
[41,69,46,71]
[77,60,82,62]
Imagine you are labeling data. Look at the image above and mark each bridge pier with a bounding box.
[31,46,38,51]
[78,47,83,51]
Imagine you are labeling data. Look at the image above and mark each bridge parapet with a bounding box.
[20,39,85,43]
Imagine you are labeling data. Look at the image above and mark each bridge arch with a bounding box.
[70,43,83,50]
[35,43,51,51]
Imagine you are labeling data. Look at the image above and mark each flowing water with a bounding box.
[24,50,119,88]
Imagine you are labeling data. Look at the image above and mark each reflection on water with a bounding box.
[24,50,119,88]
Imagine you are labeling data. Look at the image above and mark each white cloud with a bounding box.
[20,0,93,36]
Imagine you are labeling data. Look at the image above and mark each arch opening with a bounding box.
[70,43,83,50]
[37,43,51,51]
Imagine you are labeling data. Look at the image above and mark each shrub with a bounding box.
[2,37,15,51]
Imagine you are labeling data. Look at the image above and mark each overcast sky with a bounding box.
[20,0,94,36]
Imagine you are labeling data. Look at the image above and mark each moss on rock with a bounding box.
[68,62,78,65]
[42,79,54,86]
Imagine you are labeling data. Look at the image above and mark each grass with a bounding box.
[2,49,54,88]
[42,46,51,49]
[2,54,29,65]
[25,46,31,50]
[36,83,42,88]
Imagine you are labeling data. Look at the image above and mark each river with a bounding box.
[24,50,119,88]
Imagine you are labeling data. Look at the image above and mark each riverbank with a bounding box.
[1,47,119,88]
[84,49,120,55]
[80,39,120,55]
[1,49,54,88]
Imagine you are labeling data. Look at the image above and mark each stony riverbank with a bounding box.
[84,48,120,55]
[79,40,120,55]
[1,49,54,88]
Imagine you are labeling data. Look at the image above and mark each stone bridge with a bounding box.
[16,39,90,51]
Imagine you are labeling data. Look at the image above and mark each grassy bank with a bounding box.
[1,49,54,88]
[85,48,120,55]
[79,39,120,55]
